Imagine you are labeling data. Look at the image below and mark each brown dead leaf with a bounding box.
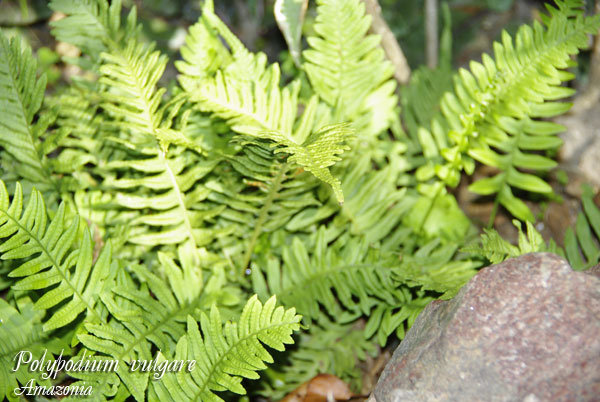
[281,374,353,402]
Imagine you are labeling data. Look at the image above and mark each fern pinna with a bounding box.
[0,0,599,400]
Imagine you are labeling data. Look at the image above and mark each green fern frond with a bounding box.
[251,226,402,324]
[0,299,57,401]
[0,32,52,185]
[49,0,139,62]
[303,0,397,138]
[179,3,352,203]
[420,0,600,221]
[0,181,114,331]
[100,40,197,152]
[563,185,600,270]
[149,295,301,402]
[391,237,480,299]
[189,63,352,203]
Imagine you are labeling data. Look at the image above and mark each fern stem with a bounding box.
[488,198,500,229]
[241,162,287,275]
[159,150,200,267]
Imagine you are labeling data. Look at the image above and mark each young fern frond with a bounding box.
[0,181,114,331]
[303,0,398,138]
[418,0,600,221]
[149,295,301,402]
[0,33,52,186]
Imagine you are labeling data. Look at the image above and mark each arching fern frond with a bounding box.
[0,32,52,186]
[0,181,115,331]
[462,219,547,265]
[419,0,600,221]
[149,295,301,402]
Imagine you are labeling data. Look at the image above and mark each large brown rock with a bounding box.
[370,253,600,402]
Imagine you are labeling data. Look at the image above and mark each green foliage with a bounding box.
[416,0,600,221]
[465,185,600,270]
[0,0,598,400]
[0,33,52,186]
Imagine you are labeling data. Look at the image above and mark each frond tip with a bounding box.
[150,295,302,402]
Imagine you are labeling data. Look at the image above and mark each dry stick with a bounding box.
[572,0,600,112]
[425,0,438,69]
[361,0,411,85]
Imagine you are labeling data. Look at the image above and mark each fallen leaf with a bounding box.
[281,374,353,402]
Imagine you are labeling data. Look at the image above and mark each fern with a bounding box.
[49,0,138,64]
[465,185,600,270]
[563,185,600,270]
[251,226,402,324]
[0,299,58,401]
[0,33,52,186]
[0,180,114,331]
[462,220,547,265]
[182,3,352,204]
[2,0,599,400]
[303,0,398,139]
[149,295,301,402]
[418,0,600,221]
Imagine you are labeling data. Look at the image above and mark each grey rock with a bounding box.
[372,253,600,402]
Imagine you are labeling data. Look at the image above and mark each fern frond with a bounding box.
[49,0,138,61]
[461,219,546,264]
[421,0,600,221]
[0,181,114,331]
[303,0,398,138]
[251,226,402,324]
[0,32,52,185]
[0,299,56,401]
[179,4,352,203]
[149,295,301,402]
[563,185,600,270]
[100,40,197,152]
[189,62,351,203]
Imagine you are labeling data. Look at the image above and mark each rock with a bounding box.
[556,108,600,190]
[371,253,600,402]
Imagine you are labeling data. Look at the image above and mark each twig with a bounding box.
[361,0,411,85]
[425,0,438,69]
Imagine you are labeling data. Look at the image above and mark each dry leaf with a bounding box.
[281,374,353,402]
